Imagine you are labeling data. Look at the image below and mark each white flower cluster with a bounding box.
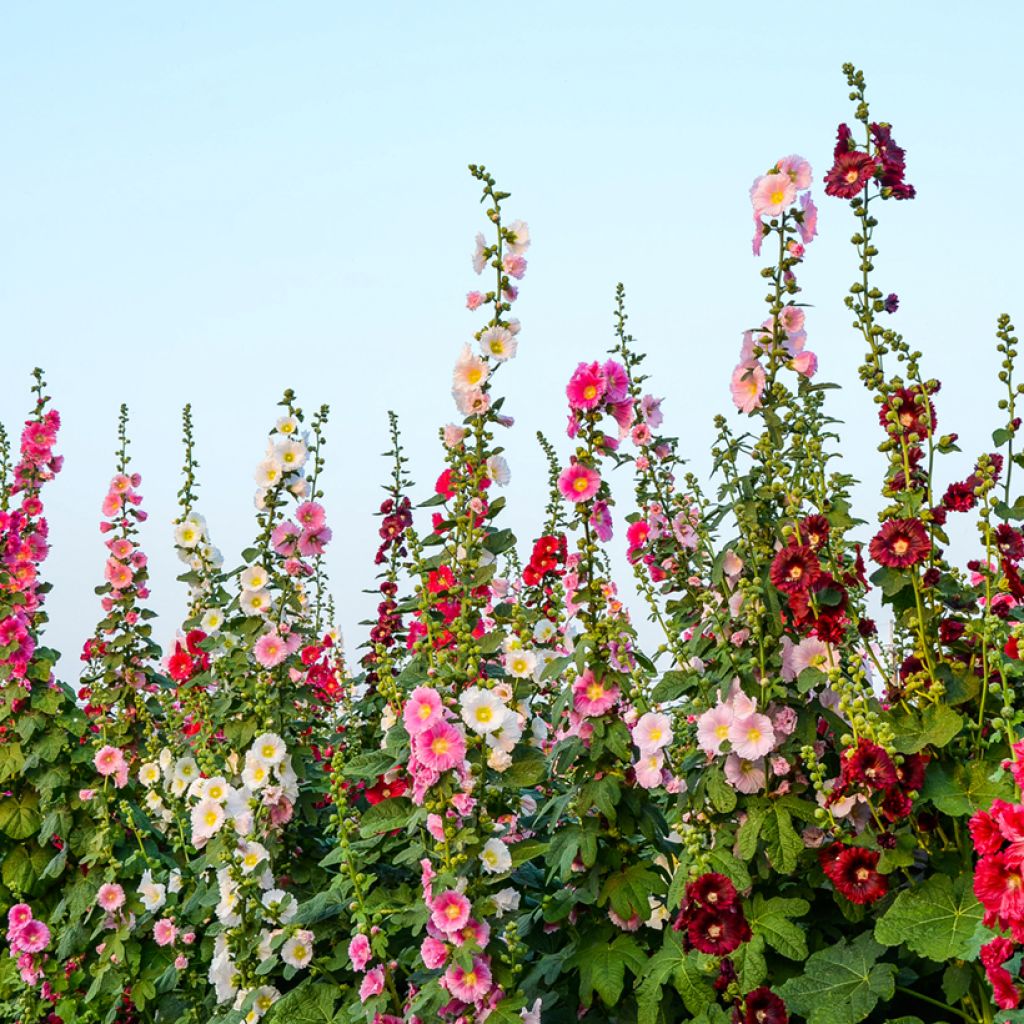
[172,510,223,604]
[253,416,309,511]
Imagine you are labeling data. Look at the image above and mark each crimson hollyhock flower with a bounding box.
[870,122,916,200]
[744,988,789,1024]
[942,480,977,513]
[686,873,737,911]
[880,787,913,823]
[770,544,821,595]
[869,518,931,569]
[975,850,1024,926]
[938,619,966,644]
[826,847,888,905]
[997,524,1024,563]
[880,386,936,439]
[167,642,194,682]
[894,753,928,792]
[365,774,408,805]
[824,150,877,198]
[841,739,898,791]
[989,964,1021,1010]
[800,514,830,551]
[687,906,750,955]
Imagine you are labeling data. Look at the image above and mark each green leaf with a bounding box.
[341,750,397,781]
[760,803,803,874]
[358,797,416,837]
[673,947,716,1016]
[777,933,897,1024]
[891,704,963,754]
[0,792,41,839]
[503,747,546,788]
[922,760,1015,817]
[874,873,987,961]
[599,864,661,921]
[575,934,646,1007]
[705,767,737,814]
[732,933,767,989]
[651,670,692,703]
[263,981,337,1023]
[942,962,973,1005]
[747,894,809,960]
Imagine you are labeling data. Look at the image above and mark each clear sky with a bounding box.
[2,1,1021,672]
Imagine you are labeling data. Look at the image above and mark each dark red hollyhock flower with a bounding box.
[857,617,878,638]
[895,753,928,793]
[881,787,914,823]
[800,514,831,551]
[770,544,821,595]
[744,988,789,1024]
[828,847,888,905]
[1004,560,1024,602]
[869,518,931,569]
[939,619,966,644]
[713,956,737,993]
[842,739,898,791]
[686,873,737,912]
[825,150,877,198]
[943,480,977,513]
[870,122,916,200]
[930,505,949,526]
[687,906,750,956]
[880,386,936,439]
[1006,636,1021,660]
[997,524,1024,563]
[884,293,900,313]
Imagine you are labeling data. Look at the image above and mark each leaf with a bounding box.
[732,933,767,990]
[599,864,662,921]
[747,894,809,960]
[942,962,973,1005]
[0,792,41,839]
[891,704,963,754]
[503,747,546,788]
[760,803,803,874]
[874,873,987,961]
[922,760,1015,817]
[651,670,692,703]
[777,933,897,1024]
[358,797,416,837]
[575,934,645,1007]
[705,767,737,814]
[264,981,337,1023]
[673,947,716,1015]
[341,750,397,781]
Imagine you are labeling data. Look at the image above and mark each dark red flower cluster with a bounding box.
[375,496,412,566]
[769,531,853,643]
[672,873,751,956]
[824,121,915,200]
[879,386,936,440]
[870,122,916,200]
[834,740,927,822]
[769,543,820,595]
[819,844,888,905]
[869,518,931,569]
[523,534,567,588]
[742,987,788,1024]
[302,633,344,705]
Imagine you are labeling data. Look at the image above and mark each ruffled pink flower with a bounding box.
[8,904,33,931]
[724,754,766,794]
[778,154,812,189]
[799,191,818,243]
[792,351,818,378]
[444,955,492,1002]
[295,502,326,531]
[696,704,734,755]
[254,631,288,668]
[101,493,122,517]
[430,890,472,935]
[153,918,177,946]
[589,500,613,542]
[602,359,630,404]
[271,521,300,556]
[566,362,607,411]
[558,463,600,504]
[414,721,467,772]
[404,687,443,735]
[107,537,134,559]
[634,752,664,789]
[730,362,766,414]
[750,171,797,218]
[426,813,446,842]
[421,935,448,969]
[13,918,50,954]
[96,882,126,913]
[359,965,386,1002]
[466,291,485,311]
[349,933,372,971]
[104,558,133,589]
[572,670,619,717]
[298,526,332,557]
[502,253,527,279]
[94,745,126,778]
[633,712,673,754]
[728,713,776,760]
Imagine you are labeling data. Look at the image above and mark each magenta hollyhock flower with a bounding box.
[96,882,126,913]
[558,463,601,504]
[13,918,50,954]
[253,631,288,669]
[602,359,630,404]
[445,955,493,1003]
[295,501,326,531]
[728,713,776,760]
[414,721,467,772]
[94,745,126,778]
[7,904,33,931]
[421,935,448,969]
[572,669,620,717]
[589,500,613,542]
[430,890,472,935]
[298,526,332,557]
[730,362,766,414]
[271,520,300,557]
[566,362,607,411]
[750,171,797,218]
[403,686,443,736]
[348,933,372,971]
[359,965,386,1003]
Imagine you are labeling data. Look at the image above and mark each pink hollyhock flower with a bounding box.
[799,191,818,243]
[752,218,766,256]
[557,463,600,504]
[101,492,122,517]
[430,890,472,935]
[271,521,300,556]
[295,502,326,531]
[94,745,126,778]
[426,813,446,842]
[109,473,132,494]
[792,351,818,378]
[403,687,443,735]
[640,394,663,428]
[781,636,831,681]
[730,362,766,414]
[724,754,766,794]
[444,955,492,1002]
[602,359,630,404]
[777,154,812,189]
[778,305,805,333]
[8,904,33,931]
[107,537,134,559]
[415,721,467,772]
[750,172,797,218]
[502,253,527,279]
[633,712,673,754]
[359,965,386,1003]
[104,558,133,589]
[254,631,288,668]
[572,670,619,717]
[421,935,448,969]
[443,423,467,448]
[298,526,332,557]
[728,713,775,760]
[348,933,372,971]
[696,704,733,755]
[566,362,607,411]
[153,918,177,946]
[589,500,613,542]
[96,883,126,913]
[174,954,188,969]
[634,752,664,789]
[79,788,96,801]
[466,290,485,311]
[13,919,50,954]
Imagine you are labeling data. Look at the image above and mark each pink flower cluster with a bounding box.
[632,711,673,789]
[402,687,468,803]
[94,744,130,788]
[6,903,51,987]
[98,472,150,603]
[565,359,633,436]
[271,501,331,570]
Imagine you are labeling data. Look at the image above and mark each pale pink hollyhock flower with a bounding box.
[443,423,467,448]
[728,713,776,760]
[631,423,652,446]
[348,933,371,971]
[633,712,673,754]
[557,463,600,504]
[799,192,818,244]
[79,789,96,801]
[522,998,543,1024]
[403,687,443,735]
[426,813,446,842]
[94,745,126,778]
[466,290,485,311]
[792,351,818,378]
[254,631,288,669]
[731,362,767,414]
[572,670,619,717]
[454,387,491,417]
[430,890,472,935]
[96,883,126,913]
[421,935,448,969]
[450,792,476,817]
[771,756,791,776]
[566,362,607,410]
[295,501,326,531]
[696,704,733,755]
[777,154,812,189]
[782,329,806,354]
[740,329,772,362]
[453,343,490,393]
[445,955,492,1002]
[724,754,766,794]
[174,954,188,969]
[772,706,798,738]
[153,918,177,946]
[778,305,805,334]
[781,636,831,681]
[479,326,517,361]
[752,217,766,256]
[414,721,467,772]
[472,232,487,274]
[104,559,133,589]
[14,919,50,954]
[359,965,386,1003]
[634,752,664,789]
[722,549,744,581]
[107,537,134,559]
[506,219,531,254]
[502,253,527,279]
[101,492,122,517]
[750,172,797,218]
[726,680,758,718]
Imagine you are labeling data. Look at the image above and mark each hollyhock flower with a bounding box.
[506,218,530,253]
[480,838,512,873]
[431,890,472,935]
[251,732,286,766]
[503,252,527,279]
[728,713,775,759]
[94,744,126,778]
[990,965,1021,1010]
[778,154,812,188]
[558,463,600,504]
[770,544,820,594]
[8,904,33,931]
[869,519,931,569]
[724,754,766,794]
[348,934,371,971]
[971,808,1005,856]
[696,704,734,755]
[589,499,613,541]
[240,588,272,616]
[731,362,766,414]
[687,873,737,911]
[472,232,487,273]
[688,906,750,955]
[796,190,818,245]
[791,350,817,377]
[13,918,50,953]
[479,326,517,361]
[254,631,288,668]
[750,172,797,218]
[415,721,467,772]
[192,797,226,841]
[842,739,898,790]
[97,882,126,913]
[824,149,877,198]
[138,870,167,912]
[453,344,490,393]
[505,649,536,679]
[880,386,935,438]
[271,521,300,556]
[633,712,673,754]
[281,930,315,969]
[640,394,664,427]
[825,846,888,904]
[635,752,664,789]
[466,290,485,311]
[460,687,509,734]
[445,956,492,1003]
[404,687,443,735]
[153,918,177,946]
[572,670,619,717]
[744,988,789,1024]
[454,386,491,417]
[421,935,449,969]
[566,362,607,411]
[298,526,332,557]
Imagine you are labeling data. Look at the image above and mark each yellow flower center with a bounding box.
[770,189,785,205]
[573,476,589,492]
[432,737,450,756]
[475,707,493,723]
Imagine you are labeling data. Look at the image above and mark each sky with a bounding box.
[1,1,1022,676]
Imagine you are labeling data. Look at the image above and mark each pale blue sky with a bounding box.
[2,2,1021,669]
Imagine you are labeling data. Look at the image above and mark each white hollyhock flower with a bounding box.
[237,840,269,874]
[138,762,160,788]
[280,930,315,969]
[201,608,224,632]
[138,870,166,912]
[240,566,269,591]
[480,838,512,874]
[505,649,537,679]
[191,798,226,844]
[250,732,286,767]
[240,589,272,616]
[174,519,203,549]
[274,439,307,472]
[459,687,509,735]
